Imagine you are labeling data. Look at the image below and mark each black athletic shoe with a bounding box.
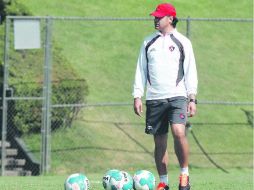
[178,174,190,190]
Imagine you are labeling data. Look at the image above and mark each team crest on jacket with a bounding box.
[169,45,175,52]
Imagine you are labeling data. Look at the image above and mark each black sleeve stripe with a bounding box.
[145,35,160,85]
[170,34,185,86]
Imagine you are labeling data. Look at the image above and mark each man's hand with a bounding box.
[133,98,143,117]
[187,102,196,117]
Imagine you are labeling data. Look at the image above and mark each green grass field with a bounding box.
[0,168,252,190]
[0,0,253,189]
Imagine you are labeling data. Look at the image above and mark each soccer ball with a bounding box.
[65,173,90,190]
[120,171,134,190]
[102,169,121,190]
[133,170,155,190]
[102,169,133,190]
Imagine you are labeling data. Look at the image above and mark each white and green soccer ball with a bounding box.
[133,170,155,190]
[102,169,133,190]
[102,169,120,190]
[120,171,134,190]
[64,173,90,190]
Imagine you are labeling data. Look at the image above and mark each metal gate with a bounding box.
[1,16,52,175]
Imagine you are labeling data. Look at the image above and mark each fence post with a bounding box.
[1,17,10,176]
[186,16,191,39]
[41,17,52,174]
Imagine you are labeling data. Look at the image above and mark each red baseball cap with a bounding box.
[150,3,176,17]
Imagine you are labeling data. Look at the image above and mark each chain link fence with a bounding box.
[1,16,253,176]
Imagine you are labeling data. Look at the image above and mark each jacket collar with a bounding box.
[156,28,177,36]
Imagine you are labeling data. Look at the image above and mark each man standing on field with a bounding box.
[132,3,198,190]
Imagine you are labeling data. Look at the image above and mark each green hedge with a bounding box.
[6,44,89,135]
[10,79,88,134]
[0,0,31,23]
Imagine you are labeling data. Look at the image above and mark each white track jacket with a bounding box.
[133,29,198,100]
